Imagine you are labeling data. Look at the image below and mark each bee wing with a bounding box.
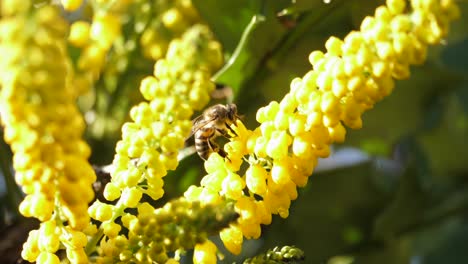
[191,114,206,126]
[187,115,215,139]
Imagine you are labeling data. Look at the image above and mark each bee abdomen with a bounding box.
[195,140,211,160]
[194,128,215,160]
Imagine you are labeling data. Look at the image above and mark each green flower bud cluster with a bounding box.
[95,198,238,263]
[186,0,460,256]
[0,2,96,263]
[242,245,305,264]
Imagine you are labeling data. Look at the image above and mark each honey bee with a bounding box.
[190,103,240,160]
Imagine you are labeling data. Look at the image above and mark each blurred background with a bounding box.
[1,0,468,263]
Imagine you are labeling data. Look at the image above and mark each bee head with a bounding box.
[226,103,238,121]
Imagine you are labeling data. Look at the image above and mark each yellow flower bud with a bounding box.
[264,190,290,218]
[103,182,121,201]
[120,213,137,229]
[255,200,272,225]
[95,202,114,222]
[184,185,203,201]
[66,248,88,264]
[194,240,217,264]
[239,219,261,239]
[221,172,244,200]
[279,93,298,113]
[343,31,364,54]
[68,21,90,47]
[162,8,187,32]
[77,44,106,71]
[61,0,83,11]
[332,79,348,98]
[316,71,332,91]
[204,153,226,174]
[271,161,291,186]
[387,0,406,15]
[325,36,343,56]
[266,131,290,160]
[200,188,221,205]
[320,92,340,113]
[38,232,60,253]
[102,221,122,238]
[201,171,224,191]
[274,111,290,130]
[245,165,267,195]
[220,225,243,255]
[36,252,60,264]
[90,13,121,50]
[263,101,280,120]
[308,50,324,66]
[306,111,323,128]
[121,187,143,208]
[292,133,314,160]
[328,123,347,143]
[288,114,306,136]
[137,202,155,216]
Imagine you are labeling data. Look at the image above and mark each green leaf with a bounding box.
[194,0,290,97]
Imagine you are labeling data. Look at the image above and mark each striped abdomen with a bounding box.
[194,126,216,160]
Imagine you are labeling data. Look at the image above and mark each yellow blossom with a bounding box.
[0,2,94,263]
[194,240,218,264]
[190,0,460,256]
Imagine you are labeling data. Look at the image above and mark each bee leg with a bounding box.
[208,139,230,161]
[216,128,228,137]
[216,128,235,139]
[226,124,238,137]
[218,148,231,162]
[208,140,225,158]
[217,125,237,138]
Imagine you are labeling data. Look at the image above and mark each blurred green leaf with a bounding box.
[263,160,391,263]
[455,81,468,115]
[420,93,446,132]
[418,93,468,174]
[195,0,290,97]
[441,37,468,73]
[372,164,430,241]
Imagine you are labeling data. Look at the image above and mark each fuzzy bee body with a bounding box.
[191,104,240,160]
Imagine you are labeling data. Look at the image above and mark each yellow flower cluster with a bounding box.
[87,24,223,262]
[140,0,201,60]
[68,0,204,138]
[0,2,96,263]
[185,0,460,256]
[103,23,221,204]
[67,0,130,89]
[95,198,237,263]
[68,0,199,81]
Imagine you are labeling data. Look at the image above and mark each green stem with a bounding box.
[211,14,266,82]
[85,227,104,255]
[85,199,127,255]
